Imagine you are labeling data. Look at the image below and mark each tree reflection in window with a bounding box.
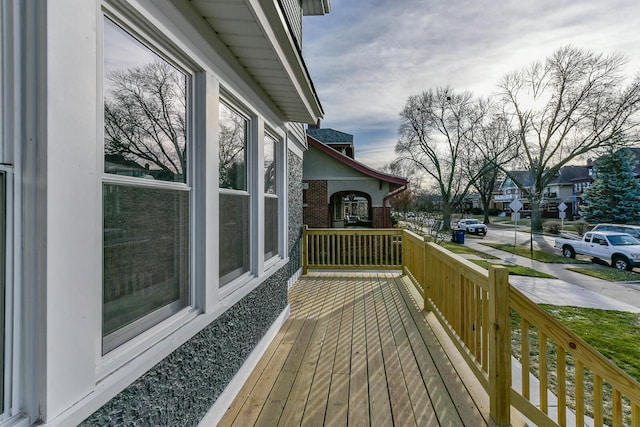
[103,19,187,183]
[219,103,247,190]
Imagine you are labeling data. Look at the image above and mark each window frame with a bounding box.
[263,130,280,262]
[99,12,197,357]
[218,98,256,295]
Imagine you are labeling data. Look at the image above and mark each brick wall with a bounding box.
[372,207,387,228]
[303,180,329,228]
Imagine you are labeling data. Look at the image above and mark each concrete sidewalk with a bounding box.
[461,237,640,313]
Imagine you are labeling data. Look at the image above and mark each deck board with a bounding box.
[218,272,490,427]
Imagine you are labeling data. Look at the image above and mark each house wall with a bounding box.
[281,0,303,47]
[303,180,329,228]
[5,1,314,425]
[288,151,304,278]
[372,207,386,228]
[80,267,289,426]
[303,144,392,212]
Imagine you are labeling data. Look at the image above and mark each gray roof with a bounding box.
[549,166,591,184]
[306,128,354,144]
[503,170,535,187]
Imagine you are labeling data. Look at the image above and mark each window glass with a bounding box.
[219,103,247,190]
[219,103,250,285]
[265,196,278,258]
[102,17,191,353]
[103,18,187,183]
[219,193,250,282]
[103,184,189,351]
[264,134,276,194]
[264,134,278,259]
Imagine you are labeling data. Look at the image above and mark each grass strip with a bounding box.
[511,306,640,425]
[480,242,590,264]
[438,241,499,259]
[567,266,640,282]
[470,259,556,278]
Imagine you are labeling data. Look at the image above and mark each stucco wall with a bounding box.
[288,150,303,276]
[81,265,289,426]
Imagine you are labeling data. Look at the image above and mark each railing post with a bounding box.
[423,236,432,311]
[302,225,308,275]
[401,230,408,276]
[488,265,511,426]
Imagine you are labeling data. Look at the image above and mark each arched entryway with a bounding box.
[329,191,372,228]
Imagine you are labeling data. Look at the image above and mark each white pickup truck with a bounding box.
[555,231,640,271]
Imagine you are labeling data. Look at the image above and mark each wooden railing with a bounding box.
[302,227,640,426]
[302,226,403,273]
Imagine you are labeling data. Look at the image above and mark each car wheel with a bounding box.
[612,256,633,271]
[562,246,576,259]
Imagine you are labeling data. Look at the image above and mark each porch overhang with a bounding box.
[191,0,326,123]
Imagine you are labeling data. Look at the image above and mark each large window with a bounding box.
[219,102,250,285]
[264,133,278,259]
[102,17,190,353]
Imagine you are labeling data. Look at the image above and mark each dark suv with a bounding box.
[591,223,640,239]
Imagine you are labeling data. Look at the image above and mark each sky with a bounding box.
[302,0,640,171]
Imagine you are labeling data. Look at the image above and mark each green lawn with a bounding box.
[480,242,590,264]
[470,260,556,278]
[542,305,640,382]
[438,241,499,259]
[511,305,640,424]
[567,266,640,282]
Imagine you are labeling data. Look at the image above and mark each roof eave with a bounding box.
[191,0,324,123]
[307,136,408,186]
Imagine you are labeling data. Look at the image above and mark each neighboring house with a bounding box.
[307,125,355,158]
[1,0,329,425]
[493,165,595,218]
[545,165,592,218]
[303,130,407,228]
[493,171,535,212]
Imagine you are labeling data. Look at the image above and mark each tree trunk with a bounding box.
[530,196,543,232]
[481,196,491,224]
[441,205,453,232]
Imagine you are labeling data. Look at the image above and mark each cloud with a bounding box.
[303,0,640,169]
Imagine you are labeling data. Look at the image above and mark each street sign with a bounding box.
[510,199,523,212]
[511,212,520,222]
[559,211,566,219]
[558,202,567,212]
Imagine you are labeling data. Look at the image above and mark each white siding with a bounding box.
[280,0,302,47]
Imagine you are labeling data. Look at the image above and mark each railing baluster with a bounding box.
[575,360,584,426]
[613,388,622,426]
[558,346,567,426]
[521,318,530,400]
[594,375,603,426]
[540,332,548,414]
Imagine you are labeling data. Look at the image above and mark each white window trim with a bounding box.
[218,98,256,296]
[97,8,199,368]
[263,130,280,264]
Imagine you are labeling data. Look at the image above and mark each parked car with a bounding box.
[453,219,487,236]
[555,230,640,270]
[591,223,640,240]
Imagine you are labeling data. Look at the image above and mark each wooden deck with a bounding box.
[218,272,492,426]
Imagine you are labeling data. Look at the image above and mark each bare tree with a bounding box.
[104,60,187,181]
[498,46,640,231]
[462,100,519,223]
[219,104,248,189]
[395,87,482,230]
